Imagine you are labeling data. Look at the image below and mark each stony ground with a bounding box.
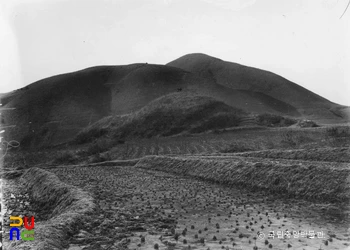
[1,178,36,249]
[45,165,350,250]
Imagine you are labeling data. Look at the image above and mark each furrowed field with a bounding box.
[2,125,350,250]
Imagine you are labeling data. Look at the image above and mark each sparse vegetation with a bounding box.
[220,143,253,153]
[53,151,78,164]
[90,152,112,163]
[256,113,297,127]
[75,127,108,144]
[74,115,129,144]
[236,146,350,163]
[189,112,242,133]
[324,126,350,147]
[280,131,314,148]
[6,122,343,169]
[325,126,350,138]
[104,93,247,141]
[297,119,319,128]
[86,138,113,155]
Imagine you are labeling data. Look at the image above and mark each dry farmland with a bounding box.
[1,126,350,250]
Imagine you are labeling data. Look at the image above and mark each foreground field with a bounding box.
[46,164,349,250]
[2,152,349,249]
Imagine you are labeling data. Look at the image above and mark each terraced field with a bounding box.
[5,126,347,168]
[91,126,349,161]
[45,159,350,250]
[233,147,350,163]
[107,139,223,159]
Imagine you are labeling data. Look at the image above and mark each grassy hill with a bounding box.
[167,53,349,122]
[75,93,246,144]
[1,64,204,148]
[1,66,115,148]
[1,53,348,149]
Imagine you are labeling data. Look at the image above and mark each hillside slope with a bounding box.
[1,66,115,148]
[1,53,348,149]
[167,53,348,122]
[74,93,246,144]
[0,63,299,148]
[1,64,205,148]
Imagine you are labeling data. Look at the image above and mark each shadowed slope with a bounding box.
[0,64,201,148]
[167,53,348,122]
[1,62,301,148]
[106,64,201,114]
[1,66,116,148]
[75,93,247,143]
[115,93,246,138]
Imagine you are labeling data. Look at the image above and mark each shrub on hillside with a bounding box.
[256,113,297,127]
[221,143,253,153]
[190,112,242,134]
[324,126,350,147]
[53,151,77,164]
[74,116,128,144]
[280,131,297,148]
[90,152,112,163]
[75,127,108,144]
[280,131,314,148]
[86,138,113,155]
[325,126,350,138]
[297,120,319,128]
[112,94,246,140]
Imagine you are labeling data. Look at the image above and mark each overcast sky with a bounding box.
[0,0,349,105]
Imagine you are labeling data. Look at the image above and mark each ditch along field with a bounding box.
[1,126,350,250]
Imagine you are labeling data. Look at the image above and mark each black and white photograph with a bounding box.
[0,0,350,249]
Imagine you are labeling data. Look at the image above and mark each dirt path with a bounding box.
[49,165,350,250]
